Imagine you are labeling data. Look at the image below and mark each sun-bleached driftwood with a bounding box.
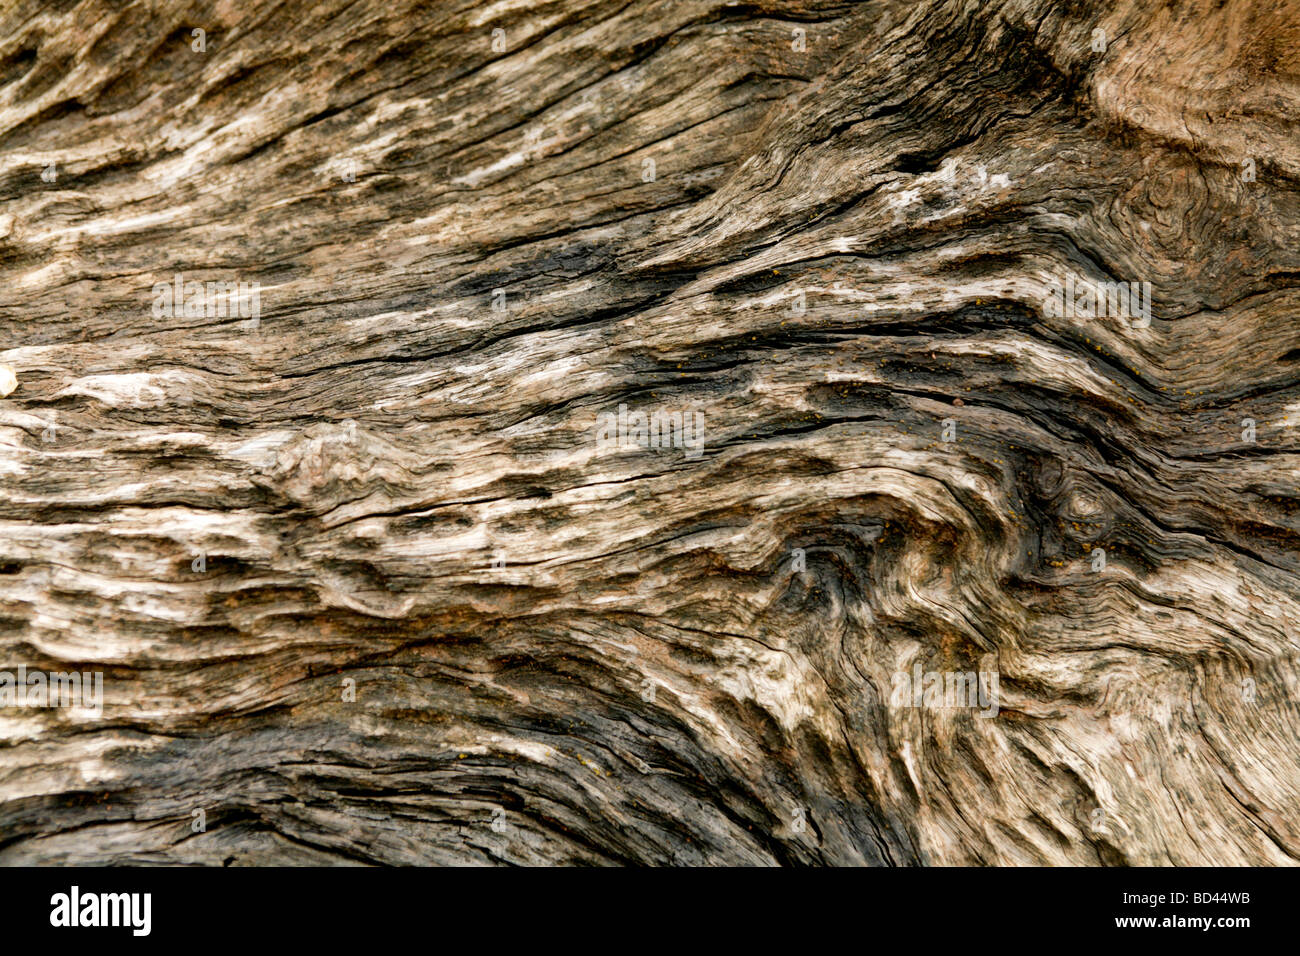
[0,0,1298,865]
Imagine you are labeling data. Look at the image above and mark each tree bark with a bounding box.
[0,0,1298,865]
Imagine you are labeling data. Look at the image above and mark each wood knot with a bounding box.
[255,420,398,512]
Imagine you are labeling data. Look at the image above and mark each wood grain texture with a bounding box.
[1,0,1298,866]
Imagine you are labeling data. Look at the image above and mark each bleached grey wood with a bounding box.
[0,0,1298,865]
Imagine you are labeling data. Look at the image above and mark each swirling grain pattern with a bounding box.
[0,0,1298,865]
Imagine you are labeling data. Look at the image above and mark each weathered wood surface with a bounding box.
[0,0,1298,865]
